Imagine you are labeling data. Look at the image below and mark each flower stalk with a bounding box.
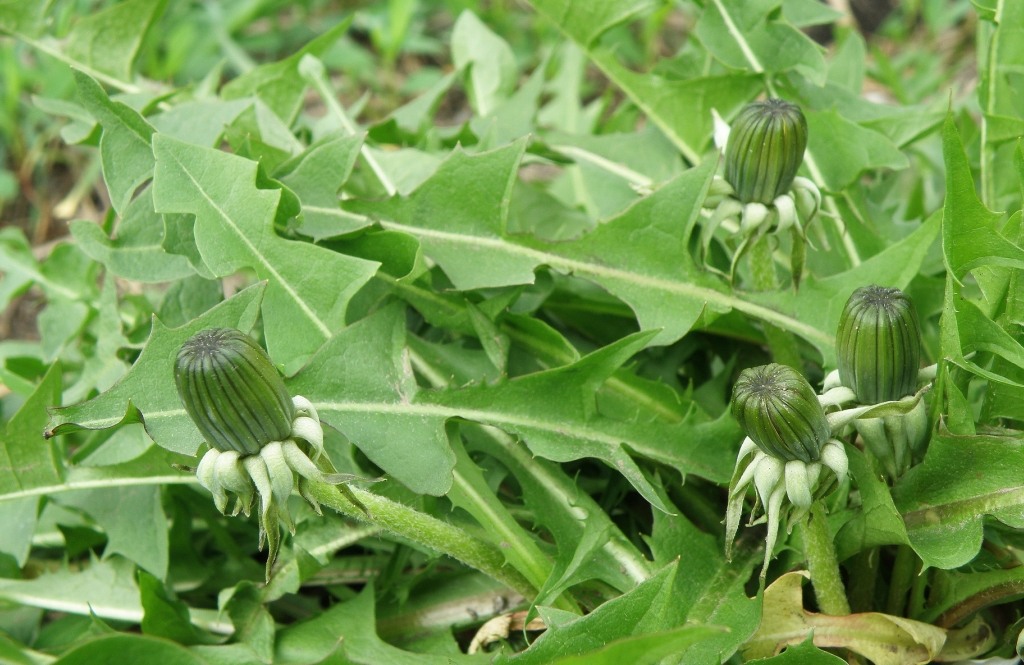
[748,234,803,366]
[303,480,538,601]
[803,502,850,615]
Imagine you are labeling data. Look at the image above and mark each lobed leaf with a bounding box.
[1,363,64,495]
[56,484,169,579]
[64,0,167,83]
[70,190,195,284]
[151,134,380,368]
[274,584,483,665]
[743,572,947,664]
[46,283,265,455]
[894,429,1024,569]
[53,634,206,665]
[286,305,455,497]
[276,133,367,240]
[447,435,554,593]
[221,19,352,125]
[462,424,653,596]
[695,0,827,85]
[528,0,655,48]
[452,11,518,117]
[419,331,737,509]
[73,71,157,215]
[0,555,226,635]
[834,445,909,560]
[941,114,1024,281]
[349,140,836,353]
[805,109,908,192]
[530,0,760,163]
[498,563,702,664]
[650,494,761,665]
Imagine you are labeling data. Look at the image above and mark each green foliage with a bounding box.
[2,0,1024,663]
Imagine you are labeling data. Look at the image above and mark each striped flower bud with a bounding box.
[724,99,808,205]
[731,363,830,463]
[175,328,295,456]
[836,285,922,404]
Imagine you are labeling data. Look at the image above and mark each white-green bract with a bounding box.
[726,364,849,578]
[725,433,848,578]
[193,395,364,580]
[175,328,364,581]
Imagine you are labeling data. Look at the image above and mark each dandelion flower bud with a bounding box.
[725,99,808,205]
[836,286,922,404]
[731,363,830,463]
[175,328,295,455]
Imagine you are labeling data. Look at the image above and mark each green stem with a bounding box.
[299,54,397,196]
[749,235,803,369]
[407,349,591,613]
[467,424,653,587]
[748,233,777,291]
[886,545,917,617]
[978,14,997,208]
[847,549,878,613]
[908,563,929,618]
[803,503,850,615]
[674,480,727,536]
[305,481,537,601]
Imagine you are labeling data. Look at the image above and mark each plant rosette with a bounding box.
[175,328,367,580]
[701,99,822,285]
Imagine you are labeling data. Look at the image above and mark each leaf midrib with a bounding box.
[65,398,714,477]
[1,473,197,502]
[379,219,833,349]
[159,140,332,339]
[314,399,714,474]
[901,485,1024,530]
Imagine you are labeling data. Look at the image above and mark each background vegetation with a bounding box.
[2,1,1023,663]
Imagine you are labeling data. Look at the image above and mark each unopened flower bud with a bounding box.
[731,363,830,463]
[175,328,295,455]
[836,286,922,404]
[725,99,808,205]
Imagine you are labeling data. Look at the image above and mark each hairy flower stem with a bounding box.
[749,236,802,369]
[305,480,538,603]
[803,503,850,615]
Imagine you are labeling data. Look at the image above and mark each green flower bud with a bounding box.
[175,328,295,455]
[836,285,922,404]
[731,363,830,463]
[724,99,808,205]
